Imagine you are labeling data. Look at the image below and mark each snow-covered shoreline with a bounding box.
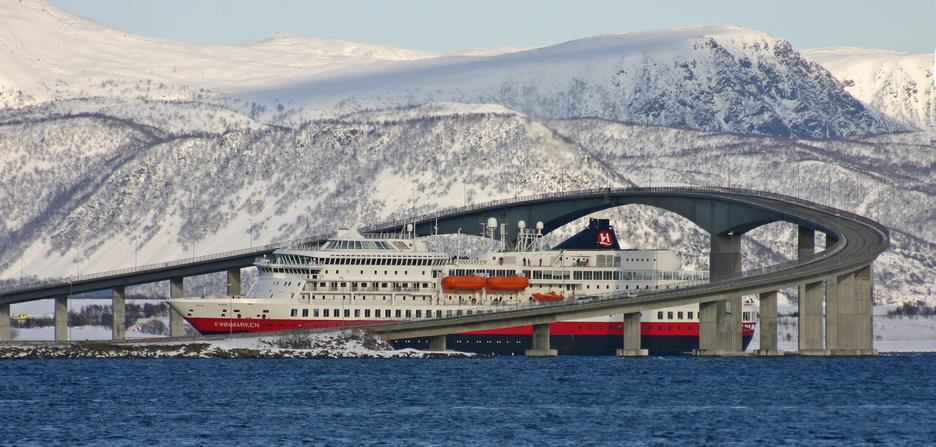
[749,315,936,353]
[0,329,474,360]
[5,316,935,358]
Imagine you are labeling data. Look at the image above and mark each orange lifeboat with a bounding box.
[485,275,529,291]
[442,275,486,291]
[532,291,564,302]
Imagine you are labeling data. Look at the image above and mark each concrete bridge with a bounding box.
[363,186,887,356]
[0,186,888,356]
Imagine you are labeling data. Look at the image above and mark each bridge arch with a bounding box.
[380,189,836,243]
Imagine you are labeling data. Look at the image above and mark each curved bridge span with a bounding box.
[0,187,888,355]
[364,187,889,356]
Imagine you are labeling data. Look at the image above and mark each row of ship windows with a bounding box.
[293,294,517,302]
[278,256,446,266]
[572,270,706,281]
[288,308,484,319]
[323,270,433,276]
[272,282,689,296]
[271,281,436,290]
[209,307,752,323]
[276,255,662,268]
[657,311,695,320]
[449,269,518,277]
[268,268,707,285]
[322,240,406,251]
[314,281,434,289]
[655,311,759,321]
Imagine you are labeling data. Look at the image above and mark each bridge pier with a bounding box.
[525,323,557,357]
[616,312,647,356]
[54,295,68,342]
[696,301,717,355]
[694,298,742,355]
[798,281,828,355]
[0,303,10,341]
[796,226,829,355]
[827,266,876,356]
[428,335,447,351]
[756,290,784,356]
[227,268,241,296]
[112,286,126,341]
[695,234,743,355]
[798,226,815,260]
[721,296,743,352]
[169,277,185,337]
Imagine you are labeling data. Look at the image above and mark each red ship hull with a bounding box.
[186,317,755,355]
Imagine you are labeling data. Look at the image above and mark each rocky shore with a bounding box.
[0,329,473,360]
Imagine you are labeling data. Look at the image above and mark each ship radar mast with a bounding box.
[515,220,544,252]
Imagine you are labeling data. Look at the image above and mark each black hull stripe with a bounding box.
[392,334,755,356]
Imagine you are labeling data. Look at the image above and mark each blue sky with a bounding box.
[50,0,934,53]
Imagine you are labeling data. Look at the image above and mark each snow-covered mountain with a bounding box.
[0,0,435,106]
[249,26,911,139]
[805,48,935,131]
[0,1,910,138]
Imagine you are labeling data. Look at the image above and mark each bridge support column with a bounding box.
[756,291,784,356]
[827,266,876,356]
[697,234,743,355]
[428,335,447,351]
[798,281,828,355]
[54,296,68,342]
[227,268,241,296]
[696,301,717,355]
[0,303,10,341]
[695,297,743,355]
[718,296,743,353]
[169,277,185,337]
[798,226,815,260]
[826,273,839,352]
[616,312,647,356]
[525,323,557,357]
[112,286,126,341]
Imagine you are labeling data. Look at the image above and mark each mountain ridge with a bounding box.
[803,47,935,131]
[0,1,912,138]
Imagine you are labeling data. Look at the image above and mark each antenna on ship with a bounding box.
[486,217,497,241]
[499,222,507,250]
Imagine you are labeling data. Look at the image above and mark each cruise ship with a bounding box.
[171,218,756,355]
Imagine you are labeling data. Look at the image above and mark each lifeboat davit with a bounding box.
[485,275,529,291]
[442,275,486,291]
[532,291,564,302]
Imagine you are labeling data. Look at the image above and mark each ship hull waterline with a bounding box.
[187,317,755,356]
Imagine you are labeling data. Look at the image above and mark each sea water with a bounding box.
[2,354,935,446]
